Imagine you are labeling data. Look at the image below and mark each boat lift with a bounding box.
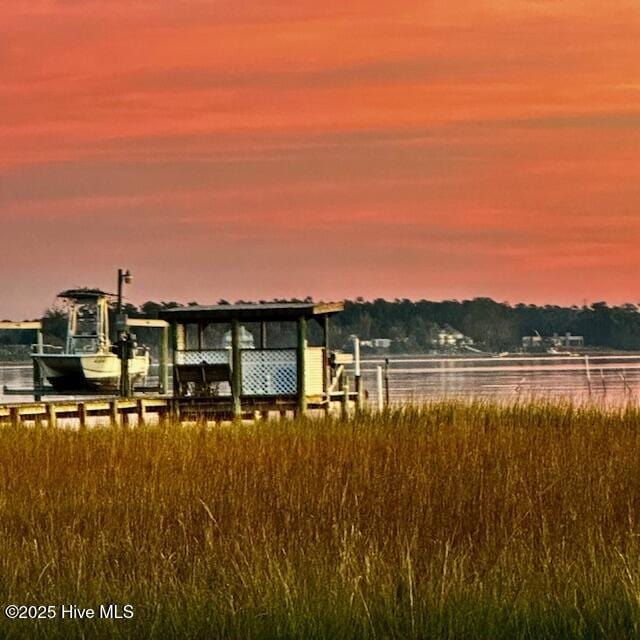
[0,321,45,400]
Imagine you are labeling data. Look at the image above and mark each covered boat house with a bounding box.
[158,302,358,420]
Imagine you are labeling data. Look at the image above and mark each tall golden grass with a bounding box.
[1,402,640,638]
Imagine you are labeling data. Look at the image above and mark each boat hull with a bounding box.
[34,353,149,392]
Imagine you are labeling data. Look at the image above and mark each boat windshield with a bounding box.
[75,302,98,335]
[67,300,108,353]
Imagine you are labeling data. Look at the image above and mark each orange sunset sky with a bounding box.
[1,0,639,318]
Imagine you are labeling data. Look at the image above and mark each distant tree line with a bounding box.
[3,298,640,359]
[332,298,640,352]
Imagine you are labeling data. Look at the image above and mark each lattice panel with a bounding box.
[241,349,297,395]
[175,350,229,366]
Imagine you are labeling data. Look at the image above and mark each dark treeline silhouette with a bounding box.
[333,298,640,352]
[3,298,640,357]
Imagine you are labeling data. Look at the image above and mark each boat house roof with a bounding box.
[159,301,344,323]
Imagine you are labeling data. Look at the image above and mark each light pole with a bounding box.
[116,269,132,316]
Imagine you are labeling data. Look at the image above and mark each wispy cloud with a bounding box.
[1,0,639,315]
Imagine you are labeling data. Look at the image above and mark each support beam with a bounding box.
[110,400,120,427]
[78,403,87,431]
[33,329,44,402]
[137,399,147,426]
[46,403,57,428]
[297,316,307,415]
[173,324,185,395]
[353,336,363,411]
[231,319,242,419]
[260,321,267,349]
[323,315,331,408]
[0,321,42,330]
[125,319,169,329]
[159,325,169,394]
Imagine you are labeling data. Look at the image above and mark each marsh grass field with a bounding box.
[2,403,640,638]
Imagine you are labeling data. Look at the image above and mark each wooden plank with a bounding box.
[312,302,344,316]
[305,347,324,396]
[126,318,169,328]
[0,321,42,330]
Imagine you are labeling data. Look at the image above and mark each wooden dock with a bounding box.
[0,391,360,428]
[0,397,171,428]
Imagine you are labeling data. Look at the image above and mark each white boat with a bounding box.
[33,289,149,392]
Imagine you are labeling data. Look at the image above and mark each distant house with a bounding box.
[522,332,584,350]
[433,325,474,349]
[521,335,544,349]
[550,332,584,348]
[360,338,392,349]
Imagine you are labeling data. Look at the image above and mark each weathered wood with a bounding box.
[9,407,20,428]
[109,400,120,426]
[384,358,390,406]
[125,319,169,329]
[231,319,242,419]
[341,377,350,418]
[159,325,169,394]
[0,321,42,330]
[296,316,307,415]
[32,329,45,402]
[46,403,57,428]
[260,321,267,349]
[353,336,364,411]
[78,403,87,430]
[137,398,146,426]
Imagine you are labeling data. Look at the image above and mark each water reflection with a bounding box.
[2,355,640,407]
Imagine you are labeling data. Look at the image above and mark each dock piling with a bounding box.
[46,404,57,428]
[376,366,384,412]
[78,403,87,431]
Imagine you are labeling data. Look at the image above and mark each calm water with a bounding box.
[2,354,640,407]
[359,354,640,407]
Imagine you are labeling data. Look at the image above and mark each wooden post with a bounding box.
[231,319,242,419]
[384,358,390,406]
[78,403,87,431]
[260,321,267,349]
[173,324,185,396]
[171,399,181,424]
[33,329,44,402]
[297,316,307,415]
[341,376,350,418]
[159,325,169,394]
[585,354,592,395]
[353,336,363,410]
[376,366,384,412]
[46,403,57,429]
[9,407,20,428]
[137,399,146,426]
[109,400,120,427]
[323,315,331,412]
